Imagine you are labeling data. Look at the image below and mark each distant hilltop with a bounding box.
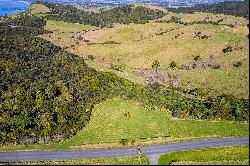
[19,0,245,8]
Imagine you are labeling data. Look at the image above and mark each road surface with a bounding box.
[0,137,248,164]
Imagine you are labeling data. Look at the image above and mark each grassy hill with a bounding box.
[59,99,249,148]
[167,0,249,19]
[30,2,249,99]
[61,15,248,98]
[0,98,248,151]
[0,2,249,150]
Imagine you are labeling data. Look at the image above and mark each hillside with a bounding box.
[0,2,249,148]
[168,0,249,19]
[35,1,166,27]
[0,15,139,145]
[53,11,249,98]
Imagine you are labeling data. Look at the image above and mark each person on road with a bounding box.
[137,145,142,155]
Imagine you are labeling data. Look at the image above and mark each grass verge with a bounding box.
[158,145,249,165]
[7,155,149,165]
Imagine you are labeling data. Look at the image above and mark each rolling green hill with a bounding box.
[0,2,249,149]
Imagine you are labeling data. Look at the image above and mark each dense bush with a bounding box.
[0,21,135,145]
[168,0,249,19]
[0,14,49,36]
[37,2,165,27]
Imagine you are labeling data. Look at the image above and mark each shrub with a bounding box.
[119,139,129,146]
[131,140,136,145]
[222,46,233,53]
[77,36,83,40]
[233,61,242,67]
[110,63,123,72]
[194,55,201,61]
[212,63,223,69]
[124,112,131,118]
[88,54,95,61]
[169,61,177,69]
[152,60,160,71]
[188,88,208,97]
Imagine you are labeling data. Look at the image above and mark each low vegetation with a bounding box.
[158,146,249,165]
[10,155,150,165]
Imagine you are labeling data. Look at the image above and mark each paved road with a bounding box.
[0,137,248,162]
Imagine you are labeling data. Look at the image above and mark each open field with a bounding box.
[158,145,249,165]
[1,99,248,151]
[40,20,97,48]
[39,11,249,98]
[59,99,249,148]
[10,155,149,165]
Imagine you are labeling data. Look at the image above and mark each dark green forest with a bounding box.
[36,1,166,27]
[168,0,249,19]
[0,11,248,145]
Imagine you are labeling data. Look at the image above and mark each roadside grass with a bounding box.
[158,145,249,165]
[10,155,149,165]
[0,99,248,151]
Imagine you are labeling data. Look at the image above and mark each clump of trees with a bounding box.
[37,2,166,27]
[0,14,49,36]
[167,0,249,19]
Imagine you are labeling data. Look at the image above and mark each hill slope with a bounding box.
[168,0,249,19]
[0,4,249,147]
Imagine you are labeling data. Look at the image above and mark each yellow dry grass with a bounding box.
[29,4,51,14]
[40,12,249,98]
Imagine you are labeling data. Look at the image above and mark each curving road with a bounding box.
[0,137,249,163]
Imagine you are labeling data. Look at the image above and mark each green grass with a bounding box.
[45,20,96,33]
[40,20,96,48]
[0,99,248,151]
[61,99,248,148]
[10,155,149,165]
[60,98,171,147]
[64,19,248,98]
[33,6,249,99]
[158,146,249,165]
